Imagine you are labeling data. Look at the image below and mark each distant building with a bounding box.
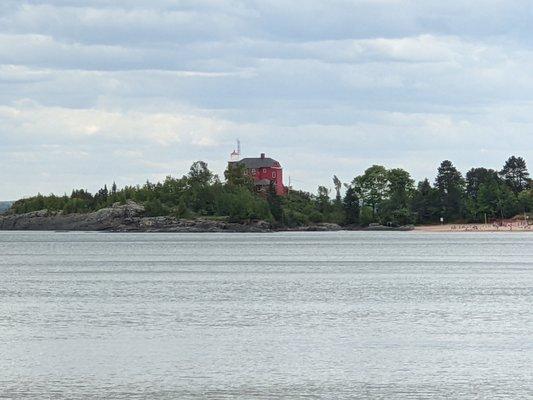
[229,153,287,196]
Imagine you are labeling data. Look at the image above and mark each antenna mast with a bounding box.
[230,139,241,162]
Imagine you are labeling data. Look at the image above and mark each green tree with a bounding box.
[94,185,109,208]
[343,186,360,225]
[172,198,189,218]
[217,187,272,222]
[63,198,89,214]
[517,189,533,214]
[435,160,465,221]
[316,186,331,214]
[412,179,441,224]
[352,165,388,220]
[466,168,499,199]
[144,198,168,217]
[267,182,283,223]
[224,162,254,189]
[477,179,517,220]
[281,190,315,227]
[359,206,374,226]
[500,156,530,194]
[378,168,415,225]
[332,175,342,204]
[188,161,215,186]
[465,168,501,221]
[387,168,414,209]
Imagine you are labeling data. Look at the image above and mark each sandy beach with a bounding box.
[415,223,532,232]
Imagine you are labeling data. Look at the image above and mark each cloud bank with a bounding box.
[1,0,532,199]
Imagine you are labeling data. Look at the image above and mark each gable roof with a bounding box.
[237,157,280,169]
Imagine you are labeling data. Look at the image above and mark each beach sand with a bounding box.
[415,223,532,232]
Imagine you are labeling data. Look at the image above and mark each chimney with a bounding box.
[260,153,265,159]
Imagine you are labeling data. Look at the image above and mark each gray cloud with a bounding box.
[0,1,532,199]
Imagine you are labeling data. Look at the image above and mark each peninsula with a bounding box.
[1,155,531,232]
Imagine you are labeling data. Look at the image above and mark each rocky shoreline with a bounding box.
[0,201,345,233]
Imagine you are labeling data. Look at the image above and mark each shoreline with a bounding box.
[415,223,531,232]
[1,202,531,233]
[1,225,531,234]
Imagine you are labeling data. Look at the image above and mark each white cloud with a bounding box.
[0,103,232,146]
[0,1,532,199]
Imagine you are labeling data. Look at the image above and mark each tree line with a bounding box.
[8,156,532,227]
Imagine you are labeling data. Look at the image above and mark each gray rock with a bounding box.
[282,223,343,232]
[0,201,145,231]
[0,201,273,233]
[137,216,271,233]
[362,224,414,231]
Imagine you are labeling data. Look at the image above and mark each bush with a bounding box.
[359,206,374,226]
[283,209,309,227]
[144,199,169,217]
[63,198,90,214]
[308,210,324,223]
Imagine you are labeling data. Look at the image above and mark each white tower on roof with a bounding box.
[230,139,241,161]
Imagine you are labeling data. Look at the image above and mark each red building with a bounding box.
[230,153,287,196]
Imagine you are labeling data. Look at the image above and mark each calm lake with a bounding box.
[1,231,532,399]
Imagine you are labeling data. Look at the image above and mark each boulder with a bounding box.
[0,201,145,231]
[0,201,276,232]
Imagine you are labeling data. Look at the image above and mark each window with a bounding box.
[272,172,276,178]
[263,168,267,173]
[251,169,256,174]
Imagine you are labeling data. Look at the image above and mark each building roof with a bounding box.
[237,156,280,169]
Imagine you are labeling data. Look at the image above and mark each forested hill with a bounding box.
[7,156,533,227]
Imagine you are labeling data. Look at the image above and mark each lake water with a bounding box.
[0,231,532,399]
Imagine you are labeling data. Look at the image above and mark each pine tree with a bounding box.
[500,156,530,194]
[435,160,465,221]
[343,187,360,225]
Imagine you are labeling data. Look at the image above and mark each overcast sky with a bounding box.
[1,0,533,199]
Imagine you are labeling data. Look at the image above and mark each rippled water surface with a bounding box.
[1,231,532,399]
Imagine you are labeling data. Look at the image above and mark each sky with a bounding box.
[1,0,533,200]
